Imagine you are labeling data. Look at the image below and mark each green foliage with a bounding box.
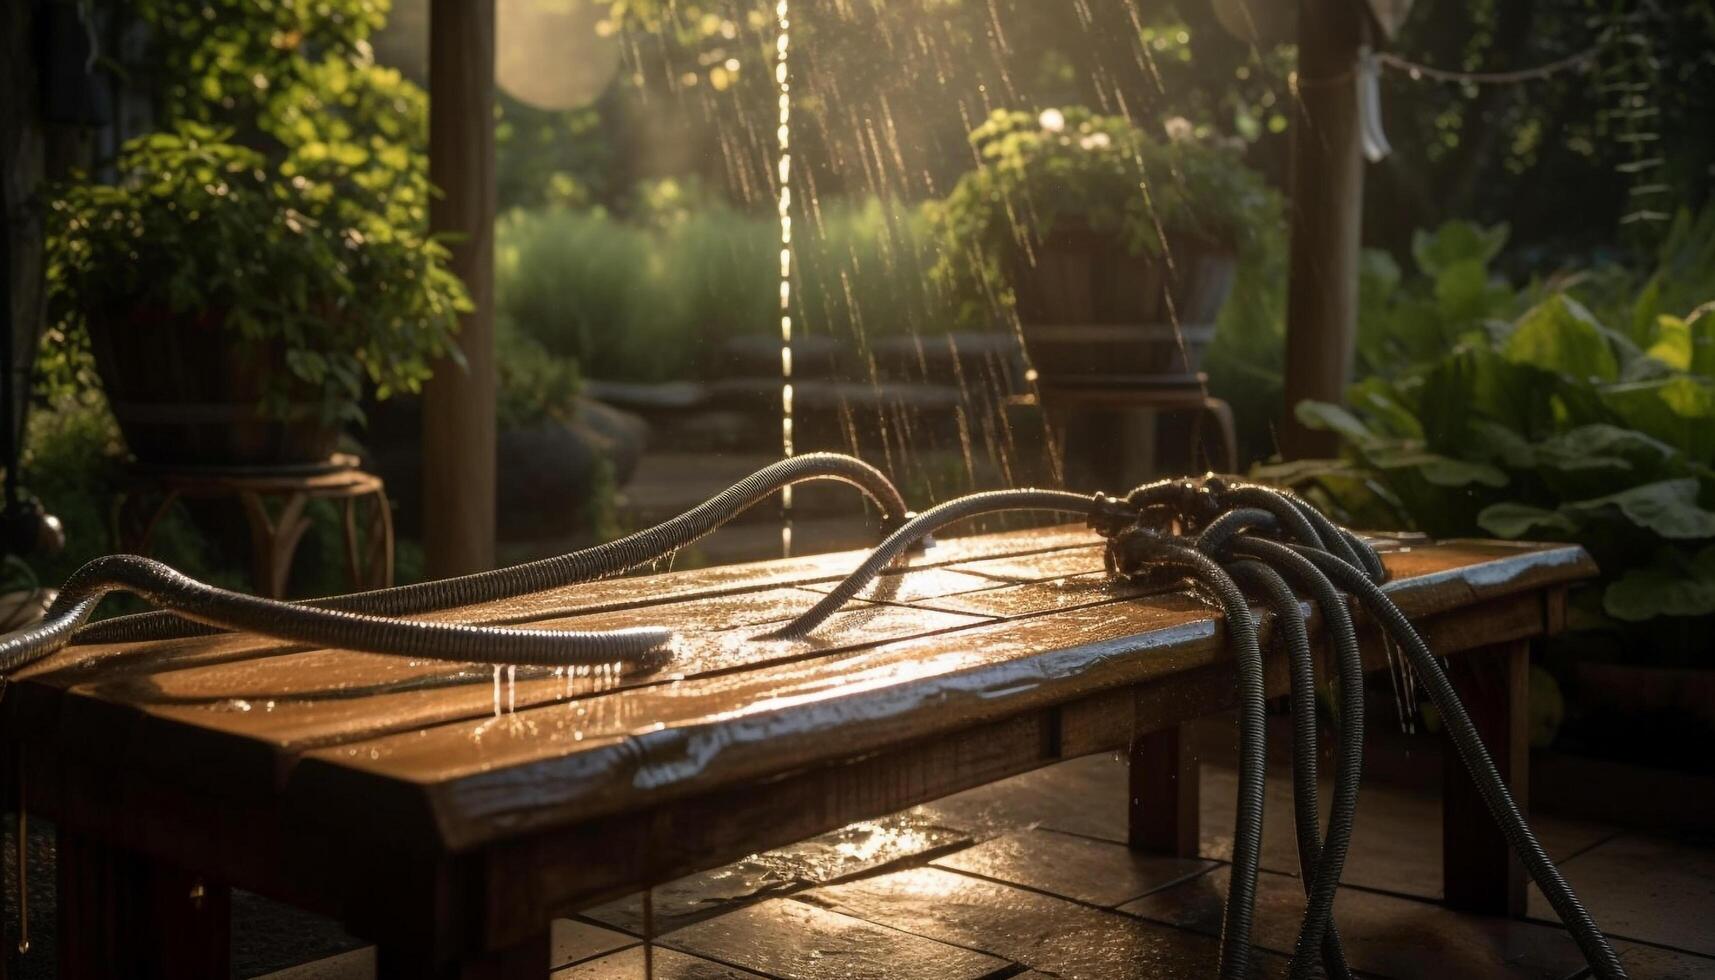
[45,126,468,422]
[928,108,1278,326]
[1259,210,1715,637]
[496,318,583,430]
[497,196,953,381]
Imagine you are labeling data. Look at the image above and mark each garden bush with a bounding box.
[1258,208,1715,666]
[495,193,956,381]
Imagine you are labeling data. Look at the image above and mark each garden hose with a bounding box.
[1289,544,1628,979]
[771,488,1094,638]
[75,452,908,645]
[0,554,670,676]
[790,473,1623,980]
[0,458,1627,979]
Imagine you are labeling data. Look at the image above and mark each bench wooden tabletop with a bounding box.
[1,525,1596,975]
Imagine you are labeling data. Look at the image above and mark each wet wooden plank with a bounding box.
[280,542,1592,852]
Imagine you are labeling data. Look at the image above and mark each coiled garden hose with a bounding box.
[1289,544,1628,979]
[76,452,908,645]
[790,473,1623,980]
[0,554,670,675]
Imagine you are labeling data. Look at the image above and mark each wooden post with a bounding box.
[1129,724,1201,858]
[424,0,498,576]
[1442,641,1530,917]
[1281,0,1367,459]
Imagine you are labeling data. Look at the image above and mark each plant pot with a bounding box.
[1011,225,1236,386]
[88,309,342,467]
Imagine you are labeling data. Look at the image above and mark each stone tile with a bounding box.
[587,810,971,934]
[808,865,1289,978]
[932,828,1215,907]
[924,751,1130,841]
[252,947,375,980]
[1612,942,1715,979]
[553,918,636,968]
[1122,866,1590,980]
[1527,834,1715,957]
[552,945,766,979]
[1200,765,1615,900]
[662,898,1006,980]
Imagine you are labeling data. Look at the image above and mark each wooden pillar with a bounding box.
[1129,724,1201,858]
[1281,0,1367,459]
[424,0,498,576]
[1442,641,1530,917]
[56,829,231,980]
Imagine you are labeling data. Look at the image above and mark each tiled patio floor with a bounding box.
[251,748,1715,980]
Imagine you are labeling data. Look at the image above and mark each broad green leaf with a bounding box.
[1365,447,1508,487]
[1603,545,1715,621]
[1563,478,1715,539]
[1603,379,1715,459]
[1478,502,1578,539]
[1646,314,1691,370]
[1411,220,1508,277]
[1294,401,1376,446]
[1503,294,1619,382]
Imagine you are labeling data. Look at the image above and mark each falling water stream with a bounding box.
[776,0,796,558]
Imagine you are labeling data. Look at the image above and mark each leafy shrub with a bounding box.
[46,127,469,423]
[1261,209,1715,656]
[495,196,954,381]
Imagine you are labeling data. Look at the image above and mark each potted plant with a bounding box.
[932,107,1278,385]
[45,125,468,467]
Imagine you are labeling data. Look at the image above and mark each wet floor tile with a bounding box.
[1610,942,1715,979]
[552,944,765,979]
[1121,866,1590,979]
[1199,765,1615,900]
[251,947,375,980]
[807,865,1289,978]
[553,918,636,968]
[1527,834,1715,957]
[924,751,1130,841]
[931,828,1215,907]
[586,810,971,934]
[661,897,1006,980]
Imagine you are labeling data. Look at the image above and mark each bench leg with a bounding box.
[1442,640,1529,916]
[1129,724,1200,857]
[56,827,230,980]
[378,931,548,979]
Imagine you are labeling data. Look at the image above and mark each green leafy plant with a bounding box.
[1261,211,1715,647]
[46,126,469,423]
[928,106,1279,325]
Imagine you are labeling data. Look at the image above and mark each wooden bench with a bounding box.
[0,526,1594,978]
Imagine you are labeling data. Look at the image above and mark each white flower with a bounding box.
[1078,132,1112,151]
[1038,108,1066,133]
[1163,115,1194,142]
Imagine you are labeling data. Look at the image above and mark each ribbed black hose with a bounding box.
[1291,545,1627,980]
[1232,536,1366,980]
[1261,484,1387,585]
[773,488,1094,638]
[0,555,671,676]
[1226,559,1354,980]
[1110,529,1266,980]
[77,453,908,645]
